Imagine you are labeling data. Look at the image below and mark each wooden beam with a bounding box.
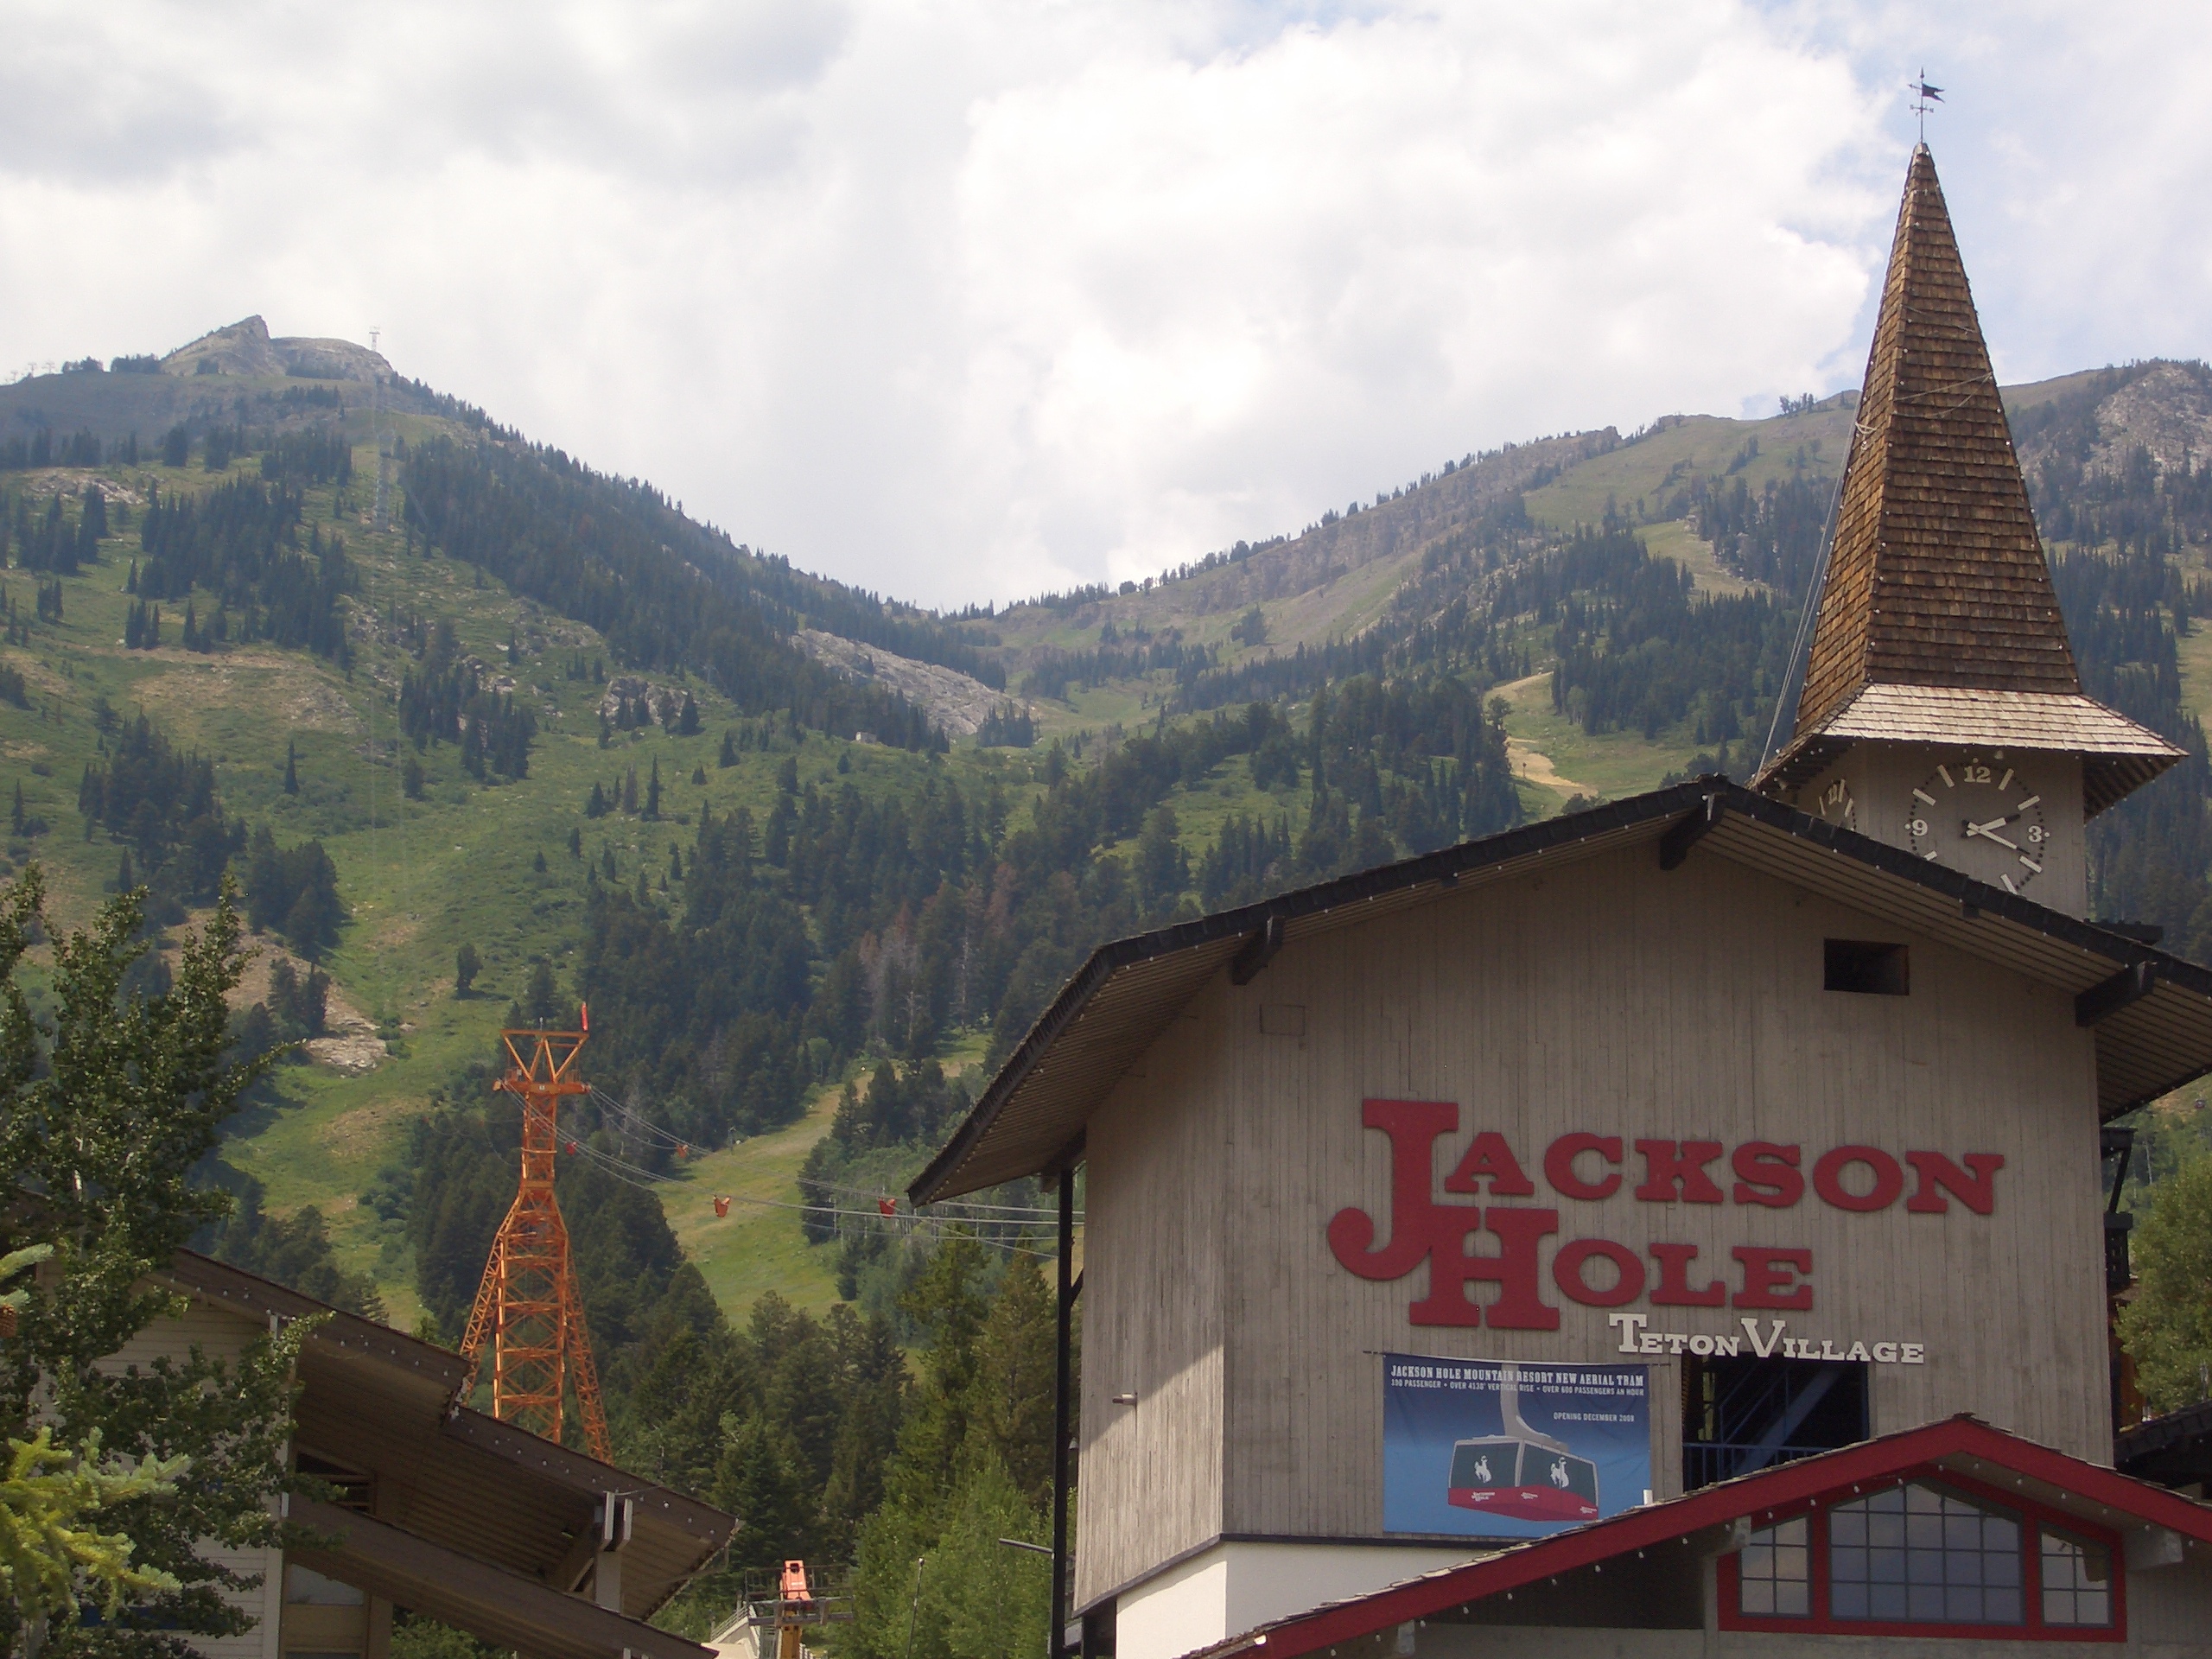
[286,1497,713,1659]
[2077,961,2158,1027]
[1658,793,1726,872]
[1229,915,1286,985]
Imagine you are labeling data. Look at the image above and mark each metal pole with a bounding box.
[1051,1166,1075,1658]
[906,1555,926,1659]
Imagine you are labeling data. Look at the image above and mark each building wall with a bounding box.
[1075,839,2112,1611]
[1114,1540,1490,1659]
[101,1300,287,1659]
[1075,1006,1234,1608]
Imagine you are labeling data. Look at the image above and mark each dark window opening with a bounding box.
[1683,1355,1869,1491]
[1826,939,1909,995]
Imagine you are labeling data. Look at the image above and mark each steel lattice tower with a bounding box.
[459,1025,612,1461]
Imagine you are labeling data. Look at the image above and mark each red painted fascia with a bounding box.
[1221,1417,2212,1659]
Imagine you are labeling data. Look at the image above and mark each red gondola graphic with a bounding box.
[1446,1363,1600,1522]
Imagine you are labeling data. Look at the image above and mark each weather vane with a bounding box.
[1911,70,1943,142]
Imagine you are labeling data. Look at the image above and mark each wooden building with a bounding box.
[130,1251,733,1659]
[912,145,2212,1657]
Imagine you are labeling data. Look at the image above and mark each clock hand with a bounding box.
[1982,794,2043,827]
[1963,821,2020,851]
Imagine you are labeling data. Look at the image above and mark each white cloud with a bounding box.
[0,1,2204,607]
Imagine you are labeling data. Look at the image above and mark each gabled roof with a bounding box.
[1183,1416,2212,1659]
[160,1251,732,1659]
[1757,143,2177,807]
[911,779,2212,1202]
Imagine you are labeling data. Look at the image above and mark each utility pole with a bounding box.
[370,326,390,534]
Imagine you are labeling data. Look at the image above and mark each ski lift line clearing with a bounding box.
[587,1086,1078,1217]
[561,1131,1076,1223]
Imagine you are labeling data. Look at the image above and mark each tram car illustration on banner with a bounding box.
[1446,1435,1599,1521]
[1445,1363,1600,1522]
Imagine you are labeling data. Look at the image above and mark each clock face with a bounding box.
[1907,757,2050,893]
[1815,777,1856,830]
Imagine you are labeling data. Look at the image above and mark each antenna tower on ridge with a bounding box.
[369,327,390,535]
[458,1020,613,1460]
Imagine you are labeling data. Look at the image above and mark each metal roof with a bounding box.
[911,779,2212,1203]
[162,1252,732,1653]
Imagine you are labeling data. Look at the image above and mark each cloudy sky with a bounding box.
[2,2,2205,608]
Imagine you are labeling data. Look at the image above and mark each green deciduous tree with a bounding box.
[2120,1153,2212,1410]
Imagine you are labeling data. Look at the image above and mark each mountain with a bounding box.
[2,324,2208,1435]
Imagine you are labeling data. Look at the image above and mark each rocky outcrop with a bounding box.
[792,630,1014,738]
[162,315,391,384]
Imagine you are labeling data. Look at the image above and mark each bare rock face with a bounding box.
[162,315,392,384]
[2087,362,2212,478]
[792,629,1014,739]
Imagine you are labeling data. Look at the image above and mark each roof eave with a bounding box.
[916,779,2212,1202]
[909,780,1729,1204]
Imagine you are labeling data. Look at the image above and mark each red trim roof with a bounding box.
[1189,1416,2212,1658]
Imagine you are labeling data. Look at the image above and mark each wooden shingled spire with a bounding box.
[1757,146,2180,817]
[1792,143,2080,738]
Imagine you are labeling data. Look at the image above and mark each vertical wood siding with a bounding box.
[1077,841,2109,1598]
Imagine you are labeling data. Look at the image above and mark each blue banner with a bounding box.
[1382,1354,1649,1537]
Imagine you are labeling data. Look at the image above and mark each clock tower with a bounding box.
[1754,145,2182,914]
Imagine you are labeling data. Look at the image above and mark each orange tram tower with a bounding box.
[459,1017,612,1462]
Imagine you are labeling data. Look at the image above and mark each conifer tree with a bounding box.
[524,960,559,1025]
[282,740,298,796]
[645,759,661,821]
[0,873,310,1659]
[718,728,738,768]
[454,943,480,998]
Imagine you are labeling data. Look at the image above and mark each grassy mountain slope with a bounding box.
[3,339,2207,1333]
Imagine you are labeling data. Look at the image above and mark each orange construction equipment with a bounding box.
[773,1560,816,1659]
[458,1022,612,1461]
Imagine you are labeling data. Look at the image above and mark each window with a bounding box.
[1737,1516,1809,1617]
[1826,939,1909,995]
[1830,1483,2020,1624]
[1683,1353,1868,1490]
[2041,1534,2113,1629]
[1719,1469,2124,1641]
